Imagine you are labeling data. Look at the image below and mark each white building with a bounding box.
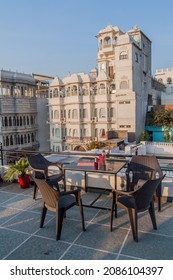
[155,68,173,104]
[0,70,52,154]
[48,25,152,152]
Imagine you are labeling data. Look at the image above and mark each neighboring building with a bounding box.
[0,70,59,154]
[33,73,54,98]
[48,25,152,152]
[155,68,173,104]
[33,73,54,152]
[0,70,39,152]
[144,69,173,143]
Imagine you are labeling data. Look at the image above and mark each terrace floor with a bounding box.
[0,181,173,260]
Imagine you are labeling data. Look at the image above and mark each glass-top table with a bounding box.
[62,157,128,213]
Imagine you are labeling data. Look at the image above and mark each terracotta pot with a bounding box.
[18,176,30,188]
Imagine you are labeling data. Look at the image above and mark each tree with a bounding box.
[140,130,150,141]
[153,109,173,128]
[153,109,173,142]
[86,141,106,151]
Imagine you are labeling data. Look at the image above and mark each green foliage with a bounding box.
[153,109,173,128]
[3,157,30,182]
[86,141,106,151]
[140,131,150,141]
[146,108,173,142]
[164,129,171,142]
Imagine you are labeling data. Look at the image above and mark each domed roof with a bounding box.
[50,76,63,87]
[63,73,82,84]
[79,73,93,83]
[98,25,121,35]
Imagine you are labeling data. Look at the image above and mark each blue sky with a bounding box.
[1,0,173,78]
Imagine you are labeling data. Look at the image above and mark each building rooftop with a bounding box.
[1,181,173,260]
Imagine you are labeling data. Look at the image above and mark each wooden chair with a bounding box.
[125,155,163,211]
[28,153,65,199]
[111,176,165,242]
[33,177,85,240]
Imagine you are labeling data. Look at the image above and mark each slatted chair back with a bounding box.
[132,176,165,211]
[34,178,59,209]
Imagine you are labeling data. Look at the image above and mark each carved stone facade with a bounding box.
[48,25,152,152]
[0,70,39,151]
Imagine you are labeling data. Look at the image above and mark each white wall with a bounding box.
[36,98,50,152]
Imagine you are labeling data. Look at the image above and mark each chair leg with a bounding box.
[149,201,157,230]
[156,183,162,212]
[128,208,138,242]
[56,208,65,240]
[78,198,85,231]
[110,192,116,231]
[33,183,38,200]
[40,204,47,228]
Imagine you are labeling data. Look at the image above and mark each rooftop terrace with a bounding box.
[1,181,173,260]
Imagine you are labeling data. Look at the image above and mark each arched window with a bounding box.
[99,129,106,137]
[13,117,16,126]
[17,117,19,126]
[104,36,111,45]
[20,116,22,126]
[10,135,13,145]
[30,116,34,125]
[6,136,9,146]
[9,117,12,126]
[4,117,8,127]
[14,135,17,145]
[110,107,115,118]
[83,109,88,118]
[72,109,78,119]
[73,129,78,137]
[2,117,4,127]
[27,116,29,125]
[95,128,98,137]
[23,116,26,125]
[49,90,52,98]
[21,135,23,144]
[119,51,128,60]
[54,110,59,119]
[3,136,5,146]
[53,88,58,97]
[55,128,60,138]
[24,134,27,143]
[100,83,105,89]
[52,128,54,137]
[167,77,172,84]
[120,81,128,89]
[28,134,30,143]
[31,133,34,142]
[99,108,106,118]
[71,85,77,96]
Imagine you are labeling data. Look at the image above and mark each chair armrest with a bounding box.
[114,189,133,197]
[60,189,81,204]
[136,179,147,188]
[61,189,79,196]
[31,168,46,178]
[47,162,63,172]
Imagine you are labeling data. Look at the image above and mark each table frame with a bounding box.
[62,160,127,214]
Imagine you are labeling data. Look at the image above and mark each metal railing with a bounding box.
[0,147,173,175]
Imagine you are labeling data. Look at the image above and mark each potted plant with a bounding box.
[3,157,31,188]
